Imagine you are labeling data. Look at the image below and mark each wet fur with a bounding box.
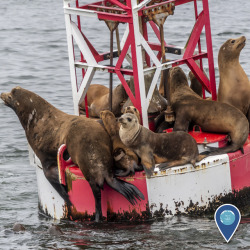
[1,87,144,222]
[123,106,141,124]
[79,84,128,118]
[218,36,250,126]
[169,67,249,156]
[100,110,140,177]
[119,113,200,176]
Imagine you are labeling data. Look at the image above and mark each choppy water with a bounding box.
[0,0,250,249]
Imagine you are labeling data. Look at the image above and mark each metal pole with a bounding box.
[109,28,114,112]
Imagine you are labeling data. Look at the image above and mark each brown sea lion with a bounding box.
[118,113,201,176]
[1,87,144,222]
[48,225,63,236]
[169,67,249,155]
[79,84,128,117]
[218,36,250,125]
[122,73,167,114]
[123,106,141,124]
[13,223,26,232]
[189,71,203,98]
[100,110,141,177]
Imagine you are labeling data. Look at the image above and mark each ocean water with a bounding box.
[0,0,250,249]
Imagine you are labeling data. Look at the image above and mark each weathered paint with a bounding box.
[146,154,232,216]
[35,166,66,220]
[32,138,250,221]
[65,166,149,220]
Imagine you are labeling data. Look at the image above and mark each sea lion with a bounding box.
[123,106,141,124]
[189,71,203,98]
[119,113,201,176]
[79,84,128,117]
[122,74,167,114]
[169,67,249,155]
[13,223,26,232]
[1,87,144,222]
[218,36,250,125]
[48,225,63,236]
[100,110,141,177]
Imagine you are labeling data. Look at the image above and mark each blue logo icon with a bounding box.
[214,204,241,243]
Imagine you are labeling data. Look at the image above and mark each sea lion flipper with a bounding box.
[106,177,144,205]
[115,168,131,177]
[89,183,102,222]
[43,165,72,206]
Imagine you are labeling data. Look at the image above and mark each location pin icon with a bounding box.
[214,204,241,243]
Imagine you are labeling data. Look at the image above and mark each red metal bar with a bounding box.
[116,35,131,69]
[105,0,130,11]
[116,70,137,105]
[194,0,206,98]
[86,4,125,12]
[175,0,194,6]
[171,51,208,66]
[186,58,211,92]
[127,0,143,118]
[202,0,217,100]
[97,12,132,23]
[183,11,205,58]
[142,0,175,11]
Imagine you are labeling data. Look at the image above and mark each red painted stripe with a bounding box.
[228,135,250,191]
[58,144,148,218]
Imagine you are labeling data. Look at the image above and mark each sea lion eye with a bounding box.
[231,40,235,44]
[127,118,132,122]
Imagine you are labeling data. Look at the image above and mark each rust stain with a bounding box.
[125,177,135,182]
[160,170,166,175]
[65,168,81,192]
[61,203,152,222]
[184,187,250,216]
[107,202,152,222]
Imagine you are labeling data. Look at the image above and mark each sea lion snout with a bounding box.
[0,92,12,106]
[118,116,125,124]
[236,36,246,49]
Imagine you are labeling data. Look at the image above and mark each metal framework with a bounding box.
[63,0,216,128]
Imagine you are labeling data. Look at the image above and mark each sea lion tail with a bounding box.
[105,177,144,205]
[199,144,243,157]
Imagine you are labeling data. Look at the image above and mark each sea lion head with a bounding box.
[100,110,115,121]
[1,87,45,130]
[100,110,118,136]
[1,87,24,112]
[169,67,188,91]
[123,106,141,124]
[118,113,139,130]
[219,36,246,62]
[1,87,41,114]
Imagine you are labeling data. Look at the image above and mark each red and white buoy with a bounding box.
[30,0,250,221]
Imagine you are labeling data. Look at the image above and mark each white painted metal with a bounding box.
[29,145,66,220]
[147,154,232,216]
[64,1,79,115]
[36,165,66,220]
[134,0,152,11]
[64,7,98,18]
[131,0,149,128]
